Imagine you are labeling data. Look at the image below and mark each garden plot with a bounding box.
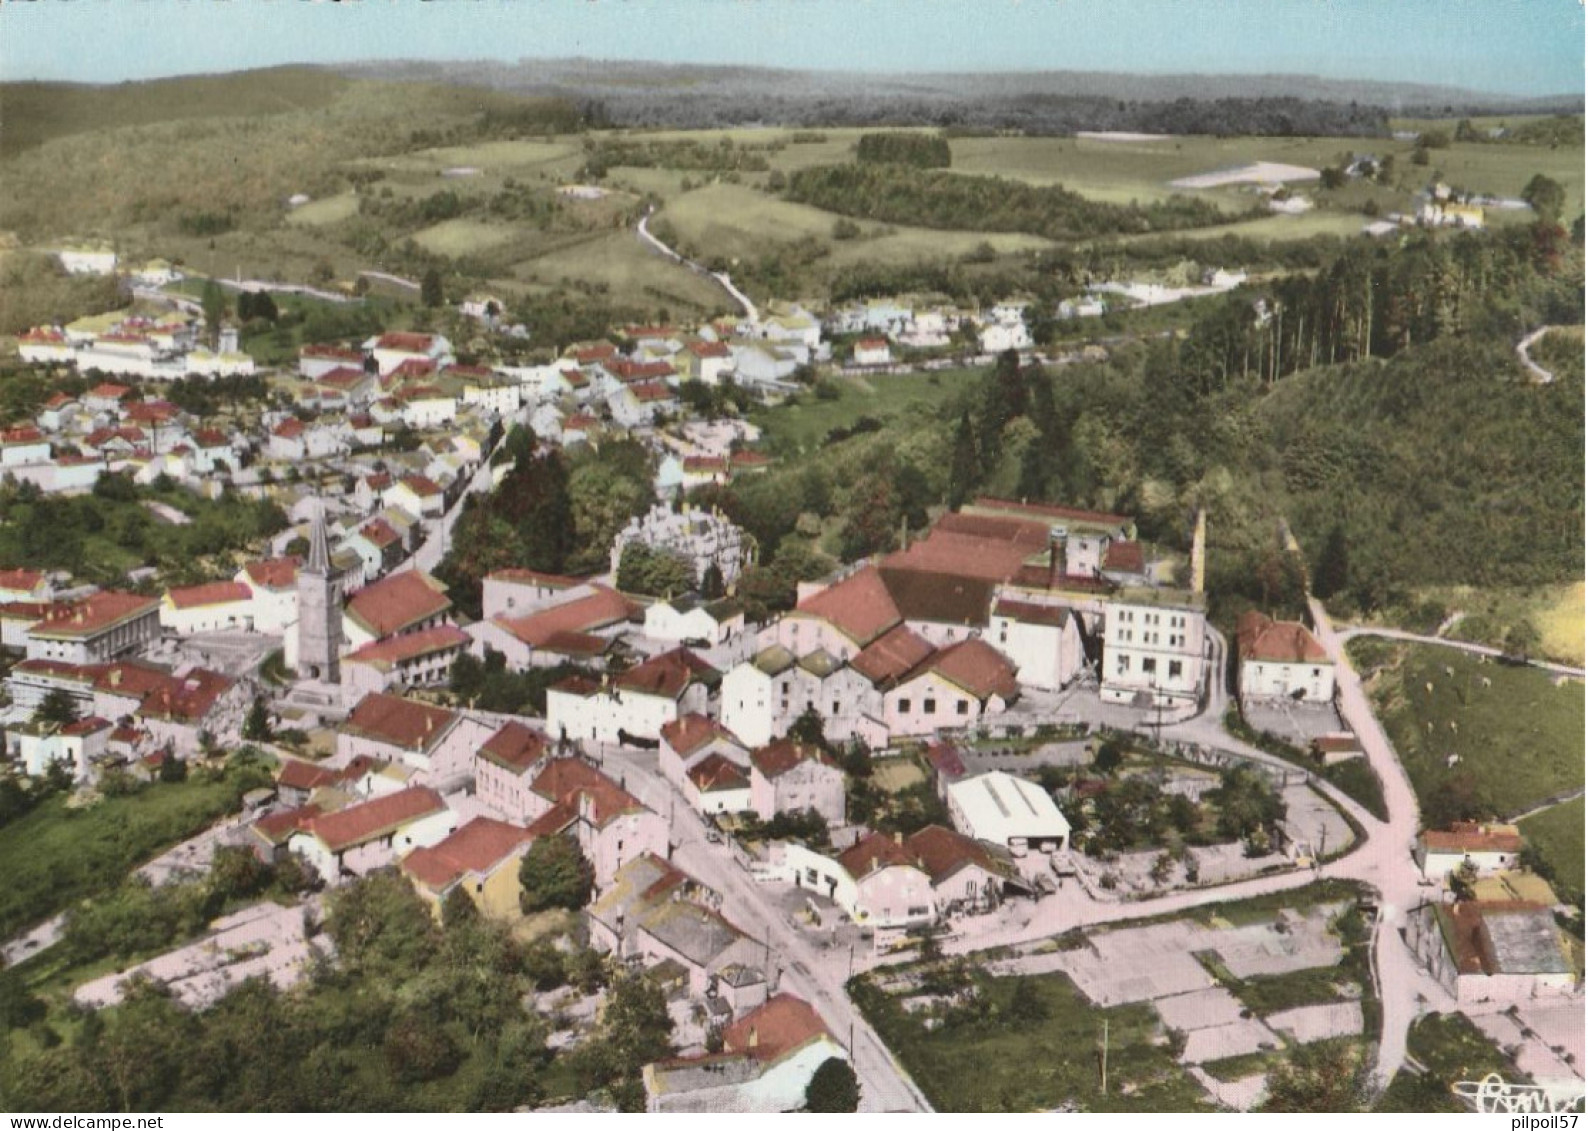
[1266,1001,1364,1044]
[1170,161,1320,189]
[1208,905,1346,979]
[1181,1019,1281,1064]
[1058,921,1217,1005]
[1154,986,1247,1031]
[1280,785,1355,859]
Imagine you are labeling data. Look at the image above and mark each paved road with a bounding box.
[1516,324,1568,384]
[599,746,932,1112]
[636,210,759,324]
[397,433,506,577]
[1336,624,1585,678]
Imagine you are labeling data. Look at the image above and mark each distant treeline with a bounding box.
[565,93,1392,138]
[784,163,1234,240]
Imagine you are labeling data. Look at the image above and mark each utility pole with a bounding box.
[1099,1017,1109,1095]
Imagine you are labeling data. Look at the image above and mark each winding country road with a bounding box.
[1336,624,1585,678]
[636,209,760,324]
[1516,325,1569,384]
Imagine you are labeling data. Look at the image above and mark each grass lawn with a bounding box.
[0,772,251,938]
[1518,796,1586,903]
[1225,964,1363,1018]
[520,228,728,315]
[284,192,360,227]
[1438,581,1587,668]
[411,217,527,257]
[1350,640,1585,819]
[871,757,927,794]
[749,368,982,454]
[1376,1011,1527,1112]
[853,968,1213,1112]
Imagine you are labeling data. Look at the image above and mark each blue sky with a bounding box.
[2,0,1583,96]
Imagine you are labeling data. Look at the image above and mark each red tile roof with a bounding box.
[397,474,443,498]
[479,721,549,775]
[342,692,458,752]
[317,366,370,390]
[629,380,674,403]
[614,647,718,700]
[1421,823,1525,856]
[905,824,1001,884]
[402,817,533,890]
[729,450,771,468]
[661,713,741,757]
[721,994,834,1064]
[851,623,935,686]
[30,591,158,640]
[0,568,45,593]
[134,668,237,723]
[191,428,230,448]
[272,418,306,439]
[529,758,645,827]
[277,759,342,792]
[301,343,364,362]
[1102,539,1146,573]
[838,831,917,877]
[344,624,469,671]
[1236,611,1328,665]
[682,455,727,473]
[749,738,835,781]
[305,785,446,853]
[1,426,47,445]
[882,529,1035,584]
[923,741,968,781]
[906,638,1020,702]
[687,753,749,793]
[253,803,322,845]
[795,565,901,647]
[494,585,635,648]
[166,580,252,610]
[345,571,451,639]
[61,715,111,737]
[374,332,437,354]
[687,340,731,358]
[992,598,1074,628]
[356,517,402,549]
[607,359,676,383]
[241,556,301,589]
[86,383,134,401]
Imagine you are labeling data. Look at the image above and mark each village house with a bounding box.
[2,426,52,468]
[1407,900,1575,1004]
[0,568,51,604]
[720,645,878,749]
[1415,823,1526,880]
[288,785,455,885]
[852,338,892,367]
[23,591,161,664]
[988,598,1086,690]
[298,343,367,380]
[366,331,453,377]
[401,817,535,921]
[520,757,668,886]
[133,667,250,751]
[748,738,845,826]
[643,596,744,647]
[681,339,734,385]
[235,557,300,635]
[4,716,112,780]
[160,581,255,635]
[471,583,637,670]
[1236,611,1334,703]
[658,714,752,813]
[384,473,448,520]
[481,569,586,620]
[1100,590,1208,711]
[341,623,470,707]
[336,692,492,782]
[472,721,552,823]
[342,570,453,653]
[545,648,718,748]
[643,994,845,1113]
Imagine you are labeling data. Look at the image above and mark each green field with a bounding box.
[1518,796,1585,903]
[1376,1011,1527,1112]
[285,192,360,227]
[1436,580,1586,668]
[749,368,983,453]
[519,228,729,315]
[0,769,262,938]
[1351,640,1585,820]
[853,968,1213,1112]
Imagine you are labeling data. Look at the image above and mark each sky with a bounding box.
[1,0,1583,97]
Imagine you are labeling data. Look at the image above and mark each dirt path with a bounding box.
[1516,325,1568,384]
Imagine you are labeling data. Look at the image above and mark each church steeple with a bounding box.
[296,493,342,683]
[306,495,333,575]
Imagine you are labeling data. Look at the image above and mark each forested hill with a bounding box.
[341,59,1581,134]
[1261,337,1585,603]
